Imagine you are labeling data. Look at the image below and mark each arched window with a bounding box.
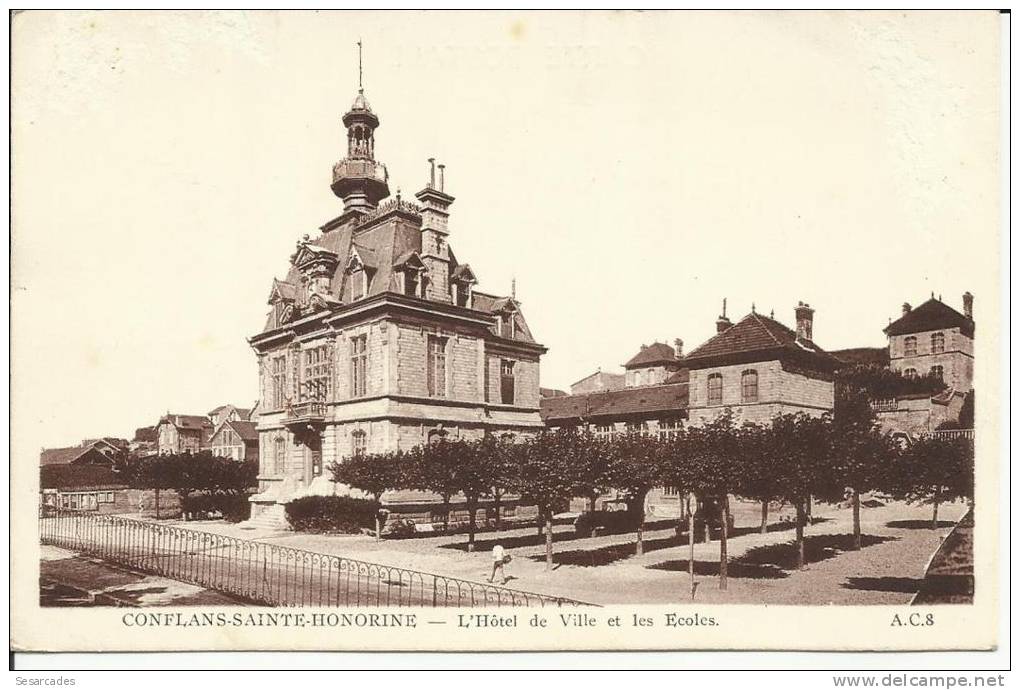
[931,332,945,354]
[273,436,286,475]
[904,336,917,357]
[351,429,367,457]
[903,367,918,379]
[930,365,944,382]
[707,373,723,406]
[741,369,759,403]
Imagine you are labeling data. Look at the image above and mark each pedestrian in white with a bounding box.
[488,543,509,585]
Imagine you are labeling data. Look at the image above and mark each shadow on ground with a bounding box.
[645,533,898,579]
[841,576,924,593]
[518,519,831,568]
[885,520,956,530]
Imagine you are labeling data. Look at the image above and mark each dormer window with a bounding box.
[403,270,420,297]
[351,269,367,300]
[453,282,472,308]
[499,312,515,339]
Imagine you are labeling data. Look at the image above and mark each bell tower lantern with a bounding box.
[331,41,390,213]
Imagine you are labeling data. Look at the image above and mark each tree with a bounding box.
[573,431,615,514]
[330,451,404,540]
[480,433,520,532]
[449,438,499,552]
[607,431,660,556]
[688,411,743,590]
[413,439,470,533]
[886,436,974,528]
[831,382,896,549]
[516,430,582,569]
[734,421,780,535]
[769,413,834,569]
[658,427,698,599]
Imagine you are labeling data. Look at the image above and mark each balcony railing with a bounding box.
[870,398,899,412]
[332,158,388,184]
[286,400,327,424]
[923,429,975,441]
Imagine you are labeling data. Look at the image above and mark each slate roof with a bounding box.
[40,464,127,491]
[540,382,689,424]
[830,347,890,367]
[624,342,680,369]
[260,204,539,345]
[884,298,975,338]
[683,312,842,373]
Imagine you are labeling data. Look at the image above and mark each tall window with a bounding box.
[351,270,366,300]
[930,365,944,382]
[904,336,917,357]
[404,270,420,297]
[741,369,759,403]
[707,373,723,406]
[270,355,287,409]
[500,359,516,405]
[273,436,286,475]
[931,332,945,354]
[301,345,332,402]
[499,314,515,339]
[903,367,918,379]
[350,335,368,397]
[351,430,367,457]
[658,419,682,441]
[427,335,448,397]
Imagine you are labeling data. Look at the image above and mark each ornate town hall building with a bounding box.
[246,85,545,525]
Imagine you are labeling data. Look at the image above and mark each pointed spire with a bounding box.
[751,302,756,314]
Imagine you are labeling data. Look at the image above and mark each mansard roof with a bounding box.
[472,291,537,344]
[450,263,477,283]
[268,279,297,305]
[624,342,679,369]
[884,298,975,338]
[683,312,841,372]
[540,382,689,425]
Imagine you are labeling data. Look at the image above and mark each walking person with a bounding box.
[488,543,510,585]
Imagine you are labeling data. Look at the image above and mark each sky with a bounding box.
[11,11,1001,451]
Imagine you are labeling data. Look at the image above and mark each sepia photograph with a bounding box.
[10,9,1004,656]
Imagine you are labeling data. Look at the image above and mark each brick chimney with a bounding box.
[963,291,973,319]
[716,298,732,333]
[674,338,684,357]
[415,159,455,302]
[795,301,814,341]
[902,302,912,316]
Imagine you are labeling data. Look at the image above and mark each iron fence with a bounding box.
[39,509,591,608]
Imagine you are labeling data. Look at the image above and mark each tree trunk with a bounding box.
[795,500,806,569]
[154,488,160,520]
[467,498,477,552]
[536,513,544,538]
[805,494,812,523]
[589,493,597,513]
[494,491,503,532]
[719,496,729,591]
[375,493,383,541]
[932,490,941,529]
[635,512,645,556]
[544,510,554,570]
[760,499,768,535]
[852,489,861,550]
[443,497,450,533]
[688,494,696,600]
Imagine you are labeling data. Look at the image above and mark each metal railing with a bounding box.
[286,400,327,421]
[924,429,975,441]
[39,509,591,608]
[870,398,899,412]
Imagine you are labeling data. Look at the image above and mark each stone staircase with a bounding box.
[239,503,290,531]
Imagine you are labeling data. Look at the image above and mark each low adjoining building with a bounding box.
[208,419,259,462]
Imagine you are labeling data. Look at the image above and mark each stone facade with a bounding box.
[888,326,974,392]
[686,360,833,426]
[247,86,545,525]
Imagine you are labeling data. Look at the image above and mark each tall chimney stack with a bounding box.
[902,302,912,316]
[715,298,732,333]
[963,291,974,319]
[795,301,815,341]
[437,164,445,192]
[674,338,684,358]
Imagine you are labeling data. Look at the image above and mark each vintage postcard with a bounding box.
[10,10,1003,653]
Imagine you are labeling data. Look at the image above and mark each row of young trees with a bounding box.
[118,451,258,519]
[330,403,974,589]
